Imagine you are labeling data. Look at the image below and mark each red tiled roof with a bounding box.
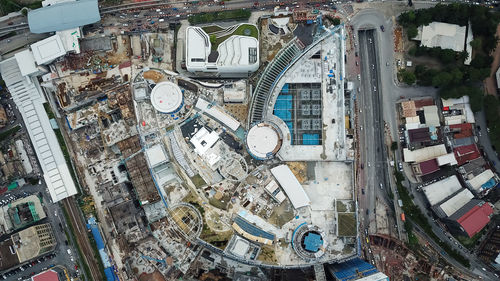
[32,270,59,281]
[414,98,435,108]
[450,123,473,139]
[457,203,493,238]
[453,144,480,166]
[419,159,440,175]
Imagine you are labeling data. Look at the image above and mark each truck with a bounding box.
[398,199,403,207]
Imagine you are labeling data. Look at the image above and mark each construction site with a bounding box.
[11,5,368,281]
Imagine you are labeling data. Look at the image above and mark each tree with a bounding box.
[391,142,398,151]
[440,49,456,64]
[450,68,463,84]
[407,25,418,39]
[471,54,493,69]
[407,10,416,22]
[470,38,482,50]
[21,8,28,16]
[432,71,453,87]
[399,69,416,85]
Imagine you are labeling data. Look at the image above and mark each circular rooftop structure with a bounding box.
[292,224,327,260]
[150,81,184,114]
[246,122,282,160]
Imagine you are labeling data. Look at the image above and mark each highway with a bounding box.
[357,28,396,237]
[351,8,498,281]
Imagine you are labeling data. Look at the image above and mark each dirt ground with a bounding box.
[483,24,500,95]
[268,200,294,228]
[223,104,248,124]
[143,70,165,83]
[287,162,308,183]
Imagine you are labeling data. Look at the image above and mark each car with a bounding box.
[398,162,403,171]
[362,188,365,194]
[380,25,385,32]
[357,74,361,80]
[386,62,389,66]
[379,183,384,189]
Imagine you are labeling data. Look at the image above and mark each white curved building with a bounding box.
[246,122,282,160]
[185,26,259,75]
[150,81,184,114]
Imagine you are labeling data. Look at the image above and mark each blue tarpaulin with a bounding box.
[302,134,320,145]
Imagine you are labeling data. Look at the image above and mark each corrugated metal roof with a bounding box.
[418,159,440,175]
[467,169,495,191]
[438,189,473,217]
[403,144,447,163]
[454,144,480,166]
[450,123,473,139]
[0,57,78,202]
[422,175,462,206]
[28,0,100,33]
[423,105,440,127]
[457,202,493,237]
[408,127,430,143]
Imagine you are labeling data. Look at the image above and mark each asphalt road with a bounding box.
[351,8,498,281]
[357,28,393,235]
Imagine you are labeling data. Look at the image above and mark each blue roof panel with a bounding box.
[28,0,101,33]
[234,216,275,241]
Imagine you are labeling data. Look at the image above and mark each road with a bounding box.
[357,28,395,236]
[351,8,498,281]
[475,110,500,174]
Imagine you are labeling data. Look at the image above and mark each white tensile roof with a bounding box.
[270,165,310,209]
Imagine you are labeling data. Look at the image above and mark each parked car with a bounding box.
[380,25,385,32]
